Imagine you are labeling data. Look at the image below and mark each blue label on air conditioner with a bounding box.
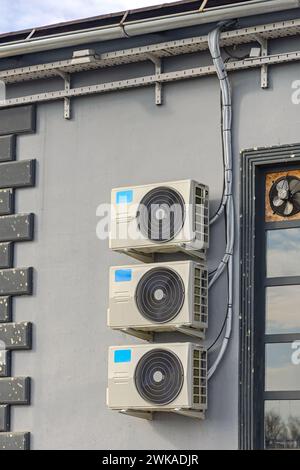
[115,269,132,282]
[114,349,132,363]
[116,190,133,204]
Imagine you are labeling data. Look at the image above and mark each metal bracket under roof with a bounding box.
[1,17,300,85]
[146,54,163,105]
[0,18,300,117]
[255,35,269,89]
[56,71,71,119]
[1,50,300,119]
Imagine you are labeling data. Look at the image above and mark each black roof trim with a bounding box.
[0,0,250,45]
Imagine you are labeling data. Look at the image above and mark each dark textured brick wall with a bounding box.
[0,105,36,451]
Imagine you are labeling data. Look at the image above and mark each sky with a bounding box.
[0,0,177,34]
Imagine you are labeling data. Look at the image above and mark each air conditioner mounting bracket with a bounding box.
[176,326,206,340]
[174,409,205,420]
[119,328,154,342]
[119,409,153,420]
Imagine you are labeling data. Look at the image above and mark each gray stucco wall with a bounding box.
[3,9,300,450]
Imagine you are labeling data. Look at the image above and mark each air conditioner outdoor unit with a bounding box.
[108,260,208,341]
[107,342,207,420]
[109,180,209,262]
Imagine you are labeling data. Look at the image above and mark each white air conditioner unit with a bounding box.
[108,260,208,341]
[107,342,207,420]
[109,180,209,262]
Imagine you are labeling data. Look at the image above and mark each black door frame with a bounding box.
[239,143,300,450]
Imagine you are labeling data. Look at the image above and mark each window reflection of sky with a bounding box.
[267,286,300,334]
[267,228,300,278]
[266,343,300,391]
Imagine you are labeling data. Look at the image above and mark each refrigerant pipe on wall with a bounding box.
[0,0,299,58]
[207,23,234,380]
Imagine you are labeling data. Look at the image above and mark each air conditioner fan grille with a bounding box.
[135,267,185,323]
[137,187,185,242]
[135,349,184,406]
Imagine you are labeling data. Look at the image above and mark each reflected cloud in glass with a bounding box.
[267,228,300,278]
[266,285,300,334]
[266,343,300,391]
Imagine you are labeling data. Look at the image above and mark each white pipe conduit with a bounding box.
[0,0,299,58]
[207,22,235,380]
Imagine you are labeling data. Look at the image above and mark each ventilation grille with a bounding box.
[194,266,208,326]
[269,175,300,218]
[137,186,185,243]
[194,185,209,245]
[135,349,184,406]
[135,267,185,324]
[192,348,207,408]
